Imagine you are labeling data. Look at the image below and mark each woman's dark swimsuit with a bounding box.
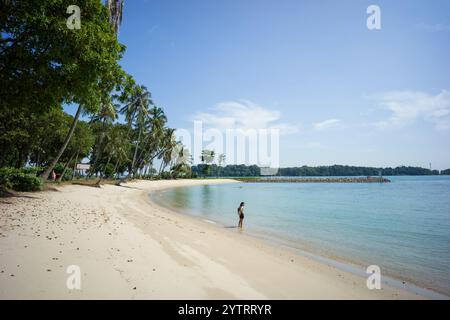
[238,207,244,220]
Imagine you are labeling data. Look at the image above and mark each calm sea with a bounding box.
[151,176,450,297]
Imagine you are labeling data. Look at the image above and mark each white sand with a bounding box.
[0,179,424,299]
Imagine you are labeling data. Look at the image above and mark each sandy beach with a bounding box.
[0,179,424,299]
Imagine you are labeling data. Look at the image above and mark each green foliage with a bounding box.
[0,1,182,185]
[191,164,442,177]
[160,171,172,179]
[170,163,192,179]
[53,163,73,181]
[192,164,260,177]
[0,103,94,169]
[1,0,127,177]
[278,165,439,176]
[104,163,115,178]
[1,0,126,114]
[441,168,450,175]
[0,167,42,192]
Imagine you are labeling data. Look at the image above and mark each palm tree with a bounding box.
[120,85,152,177]
[134,106,167,172]
[97,124,129,183]
[112,142,129,179]
[201,149,215,164]
[40,106,83,180]
[217,153,226,177]
[200,149,215,177]
[170,144,191,178]
[158,128,177,175]
[89,99,118,177]
[106,0,125,34]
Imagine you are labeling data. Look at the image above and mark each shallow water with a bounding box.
[151,176,450,296]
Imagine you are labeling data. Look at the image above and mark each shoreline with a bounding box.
[0,179,433,299]
[149,182,448,300]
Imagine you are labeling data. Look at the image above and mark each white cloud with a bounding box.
[192,100,299,135]
[371,90,450,130]
[313,119,341,131]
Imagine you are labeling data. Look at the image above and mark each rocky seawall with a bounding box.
[237,177,391,183]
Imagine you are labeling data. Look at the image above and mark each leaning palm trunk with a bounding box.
[136,147,167,175]
[158,160,166,176]
[88,118,109,178]
[57,150,77,182]
[40,105,82,180]
[128,128,141,178]
[113,159,119,177]
[97,154,113,186]
[71,149,80,180]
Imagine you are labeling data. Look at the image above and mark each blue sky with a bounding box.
[68,0,450,169]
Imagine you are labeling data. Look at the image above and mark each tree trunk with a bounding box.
[113,158,120,179]
[158,160,165,176]
[40,105,82,180]
[128,128,141,178]
[72,149,80,180]
[97,154,112,185]
[57,150,77,182]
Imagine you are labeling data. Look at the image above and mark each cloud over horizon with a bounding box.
[313,119,342,131]
[371,90,450,130]
[192,100,299,135]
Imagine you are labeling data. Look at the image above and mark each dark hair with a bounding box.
[239,202,244,207]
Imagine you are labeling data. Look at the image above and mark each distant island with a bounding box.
[236,176,391,183]
[192,164,449,177]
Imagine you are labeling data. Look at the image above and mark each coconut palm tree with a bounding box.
[120,85,152,177]
[217,153,226,177]
[106,0,125,34]
[89,98,118,177]
[170,144,192,178]
[97,124,129,183]
[200,149,215,177]
[158,128,177,175]
[134,106,167,172]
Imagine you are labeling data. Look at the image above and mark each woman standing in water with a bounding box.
[237,202,245,228]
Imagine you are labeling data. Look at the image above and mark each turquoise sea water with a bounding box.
[151,176,450,297]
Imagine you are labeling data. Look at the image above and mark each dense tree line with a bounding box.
[277,165,440,176]
[192,164,443,177]
[0,0,190,191]
[441,168,450,175]
[192,164,261,177]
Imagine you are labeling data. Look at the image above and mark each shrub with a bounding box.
[0,167,43,192]
[21,166,44,175]
[104,163,115,178]
[53,163,74,181]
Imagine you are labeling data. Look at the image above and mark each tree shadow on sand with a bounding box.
[113,184,142,190]
[0,186,41,200]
